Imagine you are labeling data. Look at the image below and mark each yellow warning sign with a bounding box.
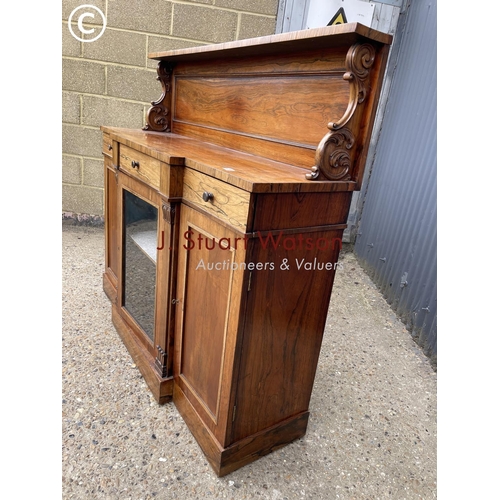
[328,7,348,26]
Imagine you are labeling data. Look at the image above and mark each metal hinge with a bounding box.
[247,272,252,292]
[162,203,176,225]
[113,167,119,183]
[232,405,237,422]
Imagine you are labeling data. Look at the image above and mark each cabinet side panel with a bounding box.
[231,229,343,443]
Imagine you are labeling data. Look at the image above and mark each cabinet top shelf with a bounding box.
[101,126,356,194]
[149,23,392,62]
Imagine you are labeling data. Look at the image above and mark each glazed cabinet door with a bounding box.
[173,204,247,446]
[117,173,177,380]
[121,185,158,346]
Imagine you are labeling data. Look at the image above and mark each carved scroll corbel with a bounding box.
[306,43,376,181]
[143,61,174,132]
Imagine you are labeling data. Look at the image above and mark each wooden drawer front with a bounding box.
[183,169,250,230]
[102,133,113,157]
[119,144,161,189]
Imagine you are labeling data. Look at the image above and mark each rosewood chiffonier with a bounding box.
[101,23,392,476]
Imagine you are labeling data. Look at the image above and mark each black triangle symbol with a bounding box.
[327,7,348,26]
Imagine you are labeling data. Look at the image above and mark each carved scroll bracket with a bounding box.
[306,43,376,181]
[143,61,174,132]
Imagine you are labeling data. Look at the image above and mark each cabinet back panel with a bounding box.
[173,75,348,147]
[171,49,350,169]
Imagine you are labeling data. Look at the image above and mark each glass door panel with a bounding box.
[123,189,158,342]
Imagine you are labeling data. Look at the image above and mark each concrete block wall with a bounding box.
[62,0,280,218]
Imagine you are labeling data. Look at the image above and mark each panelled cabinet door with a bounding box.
[103,156,119,301]
[174,204,247,446]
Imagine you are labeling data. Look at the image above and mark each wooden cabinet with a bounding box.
[102,23,392,475]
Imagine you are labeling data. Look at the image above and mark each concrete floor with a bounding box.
[62,223,437,499]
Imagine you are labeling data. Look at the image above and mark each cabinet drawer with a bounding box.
[102,133,113,157]
[119,144,161,189]
[183,169,250,231]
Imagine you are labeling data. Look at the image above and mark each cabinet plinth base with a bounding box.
[173,384,309,477]
[111,305,173,404]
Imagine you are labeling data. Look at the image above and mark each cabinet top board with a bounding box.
[149,23,392,62]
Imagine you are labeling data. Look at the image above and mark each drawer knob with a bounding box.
[107,144,112,151]
[202,191,214,202]
[131,160,140,169]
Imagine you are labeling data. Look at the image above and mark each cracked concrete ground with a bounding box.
[62,223,436,499]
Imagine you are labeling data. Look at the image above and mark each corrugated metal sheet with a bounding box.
[354,0,437,365]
